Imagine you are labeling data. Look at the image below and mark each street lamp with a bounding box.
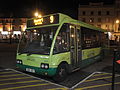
[116,19,119,24]
[34,12,39,17]
[34,11,42,18]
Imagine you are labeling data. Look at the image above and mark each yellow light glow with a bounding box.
[21,25,26,31]
[38,15,42,18]
[7,25,11,31]
[34,18,43,25]
[116,20,120,24]
[0,27,3,32]
[50,15,54,23]
[71,34,75,38]
[34,30,36,32]
[35,12,39,17]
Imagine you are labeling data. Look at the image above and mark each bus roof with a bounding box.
[27,13,106,32]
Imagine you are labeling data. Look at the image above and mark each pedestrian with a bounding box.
[0,32,2,43]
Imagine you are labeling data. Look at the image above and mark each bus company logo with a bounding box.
[27,57,35,61]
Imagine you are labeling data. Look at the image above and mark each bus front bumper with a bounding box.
[16,64,57,76]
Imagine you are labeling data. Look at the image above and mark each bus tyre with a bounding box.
[53,64,68,82]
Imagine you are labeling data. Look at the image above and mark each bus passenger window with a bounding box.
[54,23,70,53]
[81,27,102,49]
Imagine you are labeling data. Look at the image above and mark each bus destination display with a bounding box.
[27,14,59,28]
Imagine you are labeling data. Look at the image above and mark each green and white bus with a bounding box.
[16,13,107,81]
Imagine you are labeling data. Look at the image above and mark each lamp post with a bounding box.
[9,13,13,44]
[115,19,120,32]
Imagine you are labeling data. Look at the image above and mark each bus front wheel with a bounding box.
[53,63,68,82]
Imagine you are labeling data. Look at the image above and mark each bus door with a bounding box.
[70,25,81,69]
[76,26,82,67]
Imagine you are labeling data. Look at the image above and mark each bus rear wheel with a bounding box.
[53,63,68,82]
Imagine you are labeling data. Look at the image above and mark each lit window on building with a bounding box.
[106,25,109,30]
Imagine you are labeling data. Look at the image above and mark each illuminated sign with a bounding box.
[34,18,43,25]
[50,15,54,23]
[27,14,59,28]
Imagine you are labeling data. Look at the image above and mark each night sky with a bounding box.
[0,0,114,19]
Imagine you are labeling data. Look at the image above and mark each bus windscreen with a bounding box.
[18,26,58,55]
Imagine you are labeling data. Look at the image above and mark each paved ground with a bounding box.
[0,43,17,69]
[0,43,120,90]
[0,69,68,90]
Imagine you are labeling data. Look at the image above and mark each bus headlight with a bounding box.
[41,63,49,69]
[45,65,48,69]
[16,60,23,64]
[41,64,45,68]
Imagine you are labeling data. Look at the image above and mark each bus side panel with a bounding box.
[81,47,102,68]
[51,52,70,67]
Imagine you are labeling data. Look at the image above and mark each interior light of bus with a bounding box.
[50,15,54,23]
[34,18,43,25]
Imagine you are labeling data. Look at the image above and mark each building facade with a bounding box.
[0,18,27,40]
[78,0,120,40]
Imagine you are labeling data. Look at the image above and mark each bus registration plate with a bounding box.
[26,68,35,73]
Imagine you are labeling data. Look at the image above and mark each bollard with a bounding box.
[112,49,117,90]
